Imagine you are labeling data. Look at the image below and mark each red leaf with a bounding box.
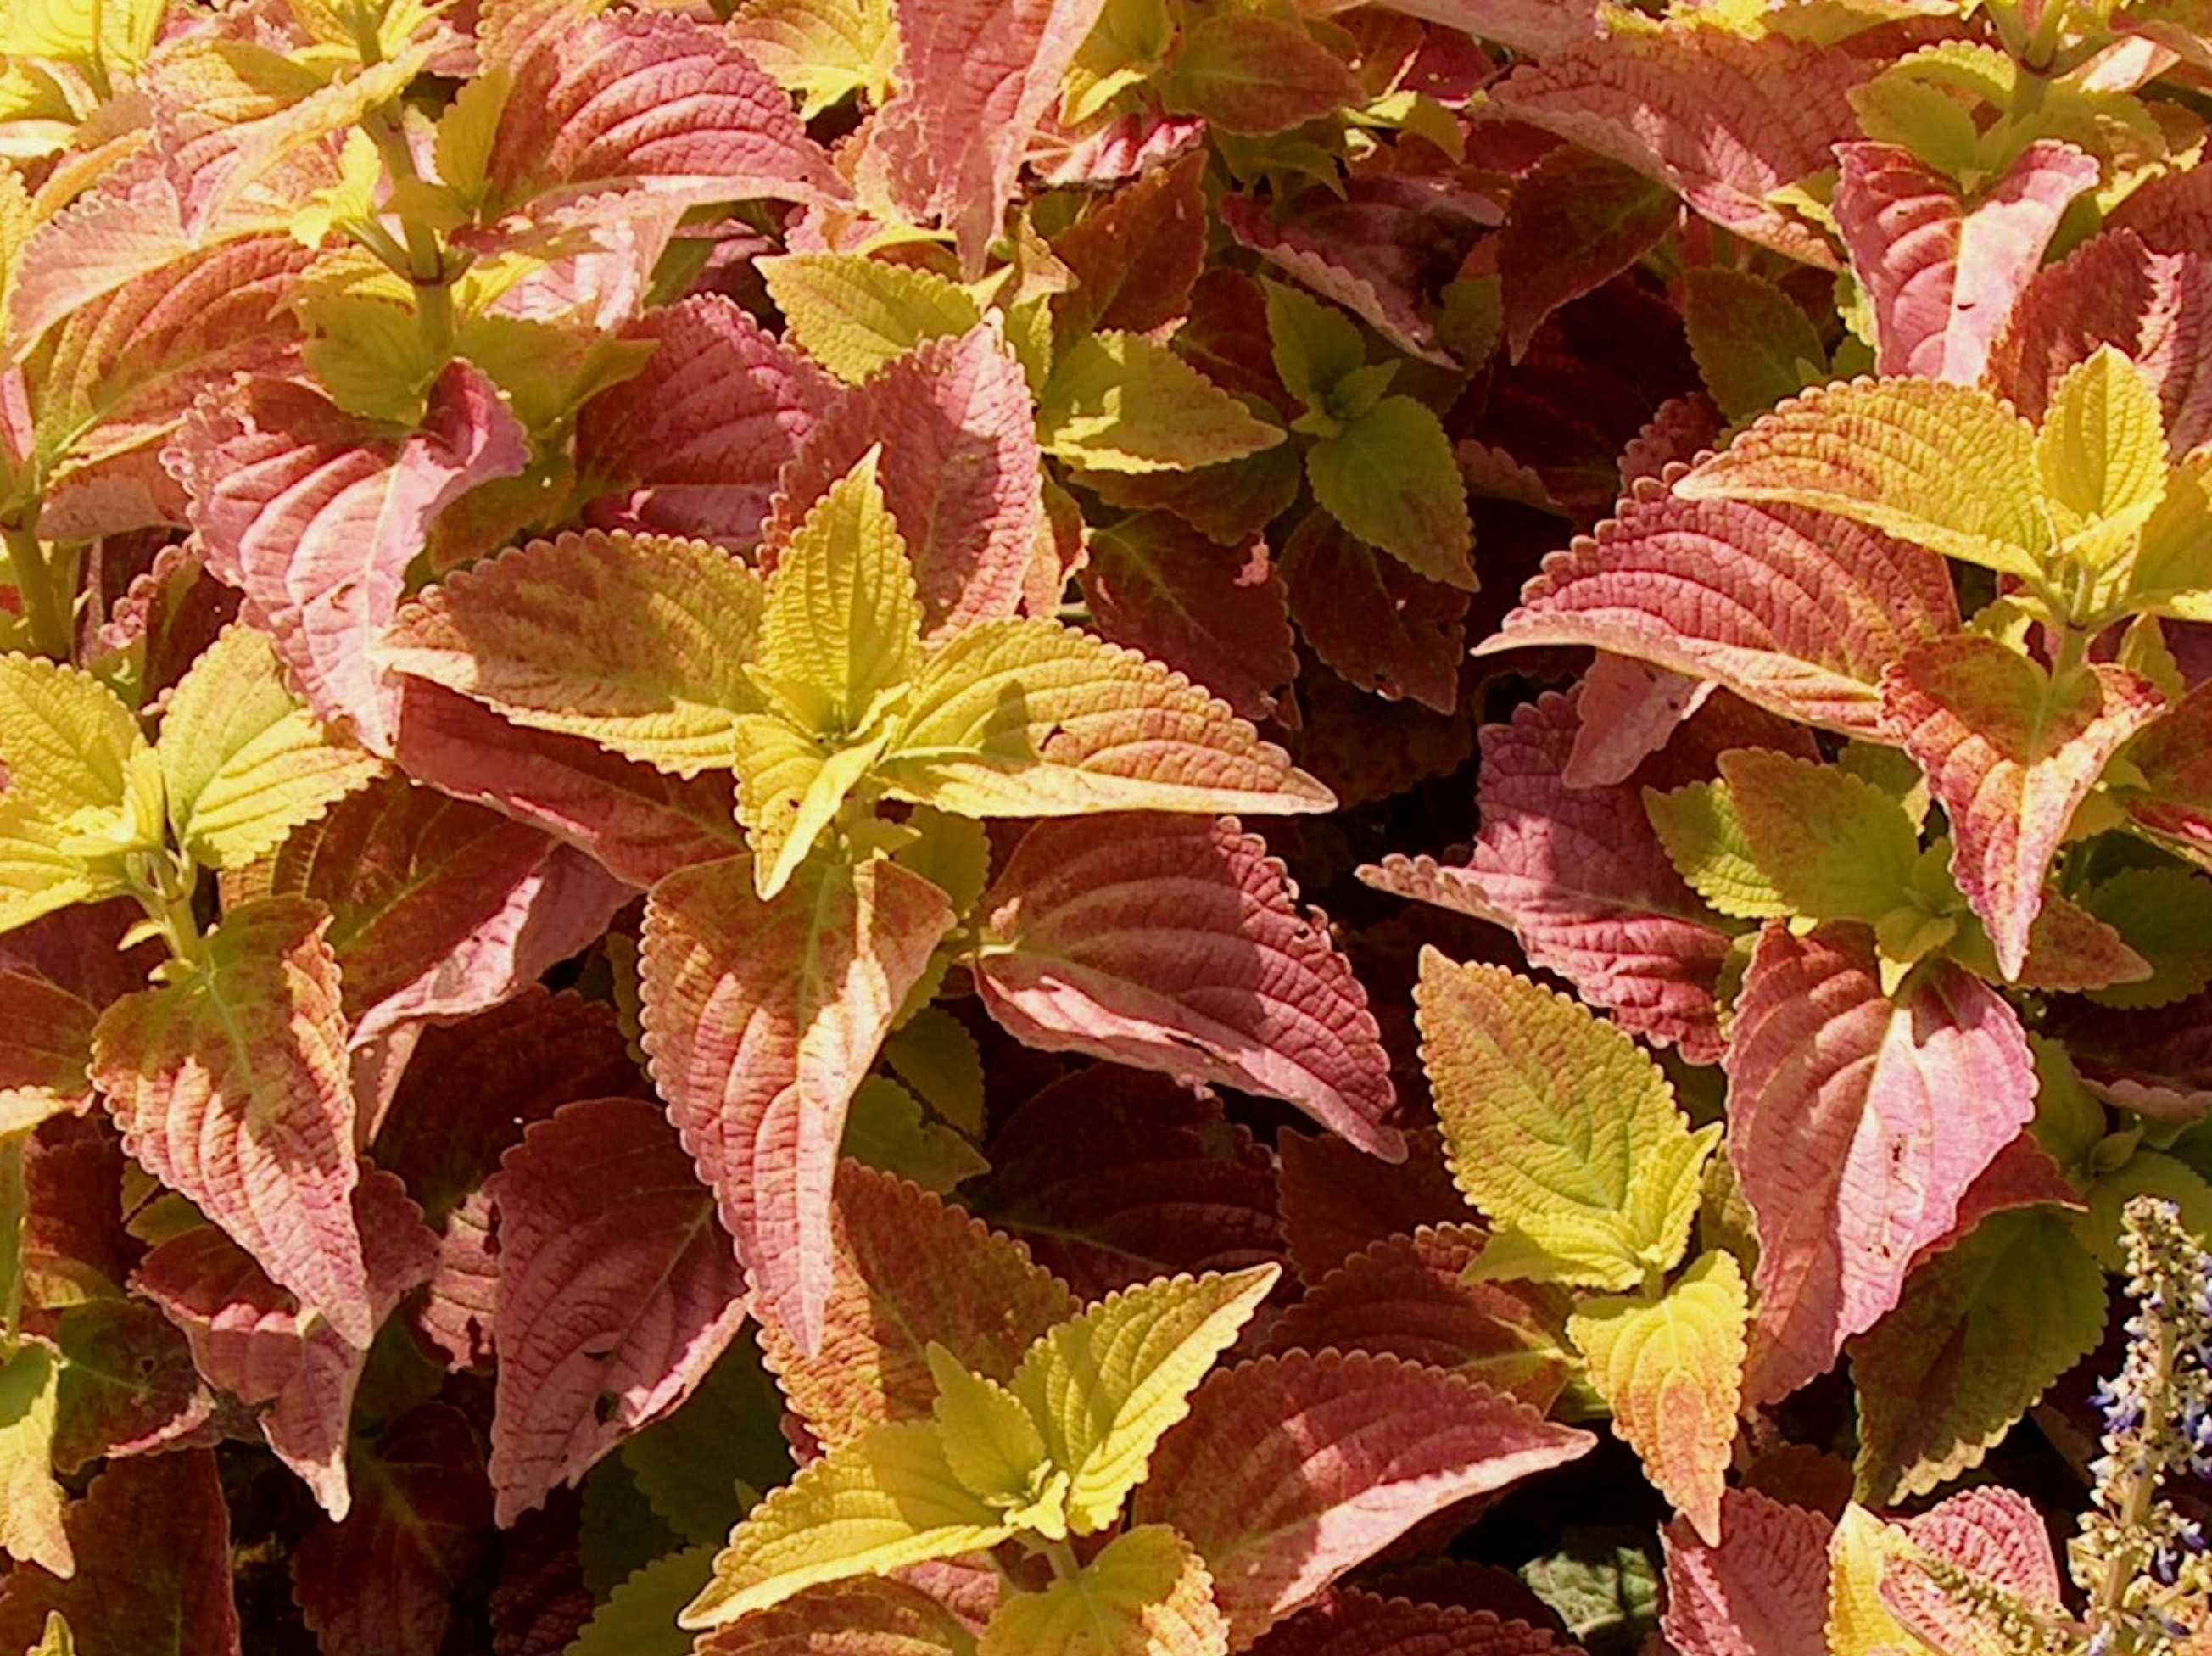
[1276,1125,1467,1284]
[1359,0,1597,56]
[641,856,955,1351]
[1835,140,2098,385]
[486,1096,748,1524]
[757,1162,1076,1452]
[391,676,746,887]
[132,1167,438,1518]
[0,1451,240,1653]
[0,971,95,1132]
[1133,1351,1595,1644]
[693,1577,980,1653]
[485,10,845,219]
[293,1403,494,1656]
[1661,1490,1833,1656]
[92,897,371,1346]
[975,814,1401,1157]
[489,1492,594,1656]
[1249,1589,1576,1656]
[966,1066,1288,1299]
[577,295,834,548]
[2054,986,2212,1121]
[1724,926,2039,1403]
[1079,512,1298,721]
[1483,486,1961,739]
[1885,1486,2064,1646]
[169,363,529,753]
[2110,669,2212,865]
[763,323,1042,640]
[1500,148,1679,362]
[868,0,1114,272]
[25,1118,137,1308]
[1882,639,2164,979]
[1051,152,1209,338]
[1280,511,1467,715]
[1494,32,1865,267]
[1260,1225,1572,1411]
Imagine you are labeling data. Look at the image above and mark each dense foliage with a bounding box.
[3,0,2212,1648]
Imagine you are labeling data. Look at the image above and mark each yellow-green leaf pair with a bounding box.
[680,1263,1276,1631]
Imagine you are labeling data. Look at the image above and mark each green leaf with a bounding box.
[1261,279,1366,412]
[1160,12,1356,137]
[1008,1264,1277,1535]
[680,1419,1014,1628]
[1415,952,1719,1290]
[980,1525,1227,1656]
[925,1343,1062,1535]
[878,619,1334,819]
[1642,779,1789,920]
[1305,397,1474,590]
[158,627,383,871]
[1567,1250,1746,1546]
[762,255,983,383]
[2072,1150,2212,1272]
[25,1612,70,1656]
[299,293,446,422]
[0,1341,69,1578]
[841,1075,988,1194]
[1038,334,1283,473]
[1719,748,1922,925]
[1064,0,1172,124]
[1521,1529,1662,1653]
[2036,344,2168,567]
[1674,378,2045,579]
[0,0,165,76]
[567,1546,714,1656]
[2078,865,2212,1010]
[621,1335,792,1547]
[1682,268,1826,422]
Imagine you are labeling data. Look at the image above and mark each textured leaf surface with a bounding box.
[1569,1250,1746,1545]
[0,655,146,826]
[0,973,94,1135]
[1884,641,2162,978]
[1881,1487,2064,1652]
[880,619,1332,818]
[92,896,369,1345]
[50,1299,210,1474]
[642,856,957,1351]
[1723,926,2038,1403]
[1483,491,1958,739]
[1834,140,2099,384]
[1500,148,1679,362]
[1280,512,1466,714]
[1135,1352,1595,1646]
[976,815,1397,1157]
[1038,334,1282,473]
[762,256,983,385]
[691,1576,977,1653]
[1661,1490,1833,1656]
[0,1452,239,1655]
[1247,1589,1575,1656]
[170,364,529,753]
[1305,397,1472,590]
[1417,954,1718,1288]
[1717,749,1922,925]
[758,1163,1076,1452]
[0,1344,67,1577]
[487,1097,749,1524]
[980,1525,1226,1656]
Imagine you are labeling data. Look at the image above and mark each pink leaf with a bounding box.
[293,1403,494,1656]
[1885,1486,2064,1646]
[1279,511,1467,715]
[1481,486,1961,740]
[1133,1351,1595,1645]
[1356,0,1597,56]
[763,322,1041,639]
[92,897,372,1346]
[1564,655,1713,789]
[132,1167,437,1519]
[1079,512,1298,721]
[975,814,1401,1157]
[168,363,529,753]
[1882,639,2164,980]
[1723,925,2039,1403]
[693,1578,980,1653]
[1249,1589,1577,1656]
[866,0,1113,273]
[1494,32,1866,268]
[1834,140,2099,385]
[1660,1490,1834,1656]
[2115,675,2212,867]
[391,677,746,887]
[0,1452,240,1654]
[486,1096,749,1525]
[577,295,834,548]
[641,856,957,1352]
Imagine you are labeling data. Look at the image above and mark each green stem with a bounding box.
[133,864,205,971]
[362,109,454,354]
[0,1137,25,1348]
[1043,1539,1080,1583]
[3,523,75,662]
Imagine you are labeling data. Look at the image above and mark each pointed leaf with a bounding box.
[762,256,984,385]
[2036,344,2169,542]
[0,1344,66,1577]
[1661,1490,1834,1656]
[1008,1263,1277,1534]
[0,1452,239,1656]
[1569,1250,1746,1546]
[486,1097,749,1525]
[1882,640,2164,979]
[880,618,1332,818]
[1500,148,1679,363]
[1162,13,1355,137]
[691,1576,977,1654]
[1279,510,1467,714]
[1306,396,1472,590]
[159,625,381,870]
[1052,153,1209,341]
[1417,954,1718,1290]
[1718,748,1923,925]
[567,1546,714,1656]
[1848,1208,2104,1507]
[927,1346,1053,1520]
[975,815,1398,1157]
[1723,926,2038,1404]
[0,656,147,829]
[1880,1487,2064,1652]
[170,363,530,753]
[764,323,1042,641]
[727,0,897,118]
[92,895,370,1345]
[1134,1351,1595,1646]
[758,1164,1075,1452]
[981,1525,1226,1656]
[641,855,957,1351]
[1683,268,1828,423]
[577,296,835,548]
[681,1419,1013,1628]
[1642,779,1789,922]
[1482,491,1960,740]
[1038,333,1283,473]
[1673,378,2044,579]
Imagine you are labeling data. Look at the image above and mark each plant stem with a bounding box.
[362,109,454,355]
[2094,1313,2175,1642]
[3,523,74,663]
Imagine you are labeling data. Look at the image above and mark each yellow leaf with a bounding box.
[0,1342,70,1578]
[1828,1504,1937,1656]
[980,1525,1228,1656]
[2036,344,2168,566]
[762,254,981,383]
